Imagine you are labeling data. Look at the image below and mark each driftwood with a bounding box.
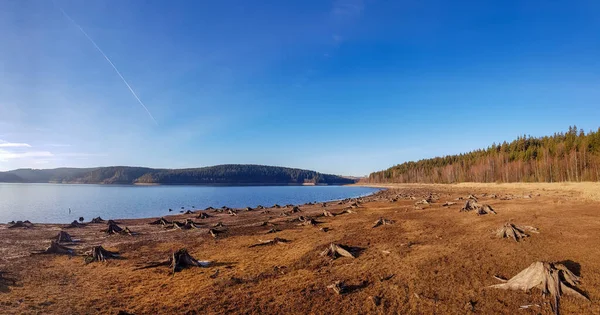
[32,241,74,255]
[249,237,290,248]
[8,220,34,229]
[490,261,589,314]
[136,249,210,274]
[85,246,120,263]
[320,243,355,259]
[55,231,75,243]
[495,223,539,241]
[372,218,395,228]
[149,217,172,226]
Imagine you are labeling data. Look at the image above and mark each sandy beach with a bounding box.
[1,183,599,314]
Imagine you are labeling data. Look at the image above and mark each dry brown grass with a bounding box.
[0,184,599,314]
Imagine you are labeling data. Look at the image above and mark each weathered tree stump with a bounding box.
[476,204,497,215]
[32,241,74,255]
[320,243,355,259]
[322,210,335,217]
[148,217,172,226]
[197,212,212,219]
[372,218,395,228]
[90,217,105,223]
[327,280,347,294]
[249,237,290,248]
[490,261,589,314]
[171,219,202,230]
[85,246,120,263]
[55,231,74,243]
[495,223,539,241]
[136,249,210,274]
[8,220,34,229]
[64,220,86,229]
[209,228,225,238]
[0,271,17,286]
[105,222,124,234]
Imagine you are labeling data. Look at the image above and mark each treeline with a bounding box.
[0,164,355,185]
[368,126,600,183]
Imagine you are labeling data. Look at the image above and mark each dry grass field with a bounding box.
[1,183,599,314]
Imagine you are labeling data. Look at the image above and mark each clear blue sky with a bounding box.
[1,0,599,176]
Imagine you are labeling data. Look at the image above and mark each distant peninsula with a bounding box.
[0,164,356,185]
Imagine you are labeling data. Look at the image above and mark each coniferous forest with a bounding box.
[368,126,600,183]
[0,164,354,185]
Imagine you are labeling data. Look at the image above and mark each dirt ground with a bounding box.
[1,183,599,314]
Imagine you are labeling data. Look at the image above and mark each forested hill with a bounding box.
[368,126,600,183]
[0,165,355,185]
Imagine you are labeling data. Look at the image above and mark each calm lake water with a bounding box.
[0,183,379,224]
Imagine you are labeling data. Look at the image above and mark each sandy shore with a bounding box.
[1,183,599,314]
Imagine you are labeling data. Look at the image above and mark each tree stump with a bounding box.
[490,261,589,314]
[32,241,74,255]
[85,246,120,263]
[320,243,355,259]
[372,218,395,228]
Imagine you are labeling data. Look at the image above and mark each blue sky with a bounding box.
[1,0,599,176]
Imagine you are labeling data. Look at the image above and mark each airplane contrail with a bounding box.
[56,6,158,125]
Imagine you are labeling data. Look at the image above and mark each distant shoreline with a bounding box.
[0,182,351,187]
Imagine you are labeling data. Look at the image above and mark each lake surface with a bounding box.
[0,183,379,223]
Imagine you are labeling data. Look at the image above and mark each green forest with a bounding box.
[0,165,354,185]
[368,126,600,183]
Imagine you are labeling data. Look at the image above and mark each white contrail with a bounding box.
[56,6,158,124]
